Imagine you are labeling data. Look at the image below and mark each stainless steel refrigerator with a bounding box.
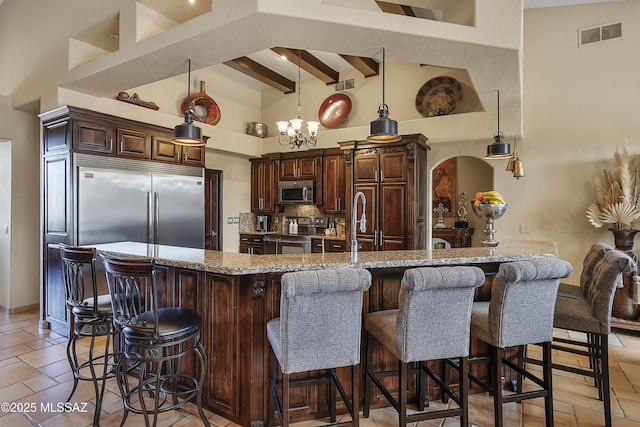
[75,154,205,249]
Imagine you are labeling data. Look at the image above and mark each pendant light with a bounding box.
[367,47,401,143]
[484,90,511,158]
[172,58,205,147]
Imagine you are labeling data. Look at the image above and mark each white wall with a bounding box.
[0,96,40,310]
[0,140,11,309]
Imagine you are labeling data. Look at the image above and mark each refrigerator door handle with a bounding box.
[153,192,160,244]
[147,192,154,243]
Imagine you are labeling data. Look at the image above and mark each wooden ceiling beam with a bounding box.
[271,47,339,85]
[339,54,379,78]
[223,57,295,93]
[375,1,416,17]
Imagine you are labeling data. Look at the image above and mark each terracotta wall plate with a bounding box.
[318,93,352,128]
[415,76,463,117]
[180,81,221,126]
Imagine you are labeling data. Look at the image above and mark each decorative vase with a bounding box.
[609,228,640,321]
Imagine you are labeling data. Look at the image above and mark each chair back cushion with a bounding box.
[489,258,574,347]
[274,268,371,374]
[587,249,637,328]
[580,243,614,295]
[396,266,485,361]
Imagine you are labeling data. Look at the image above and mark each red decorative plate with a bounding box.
[318,94,352,128]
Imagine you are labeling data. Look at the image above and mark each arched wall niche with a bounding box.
[428,153,494,247]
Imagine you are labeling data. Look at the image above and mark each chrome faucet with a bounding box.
[351,191,367,262]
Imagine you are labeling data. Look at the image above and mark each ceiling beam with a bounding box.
[271,47,340,85]
[375,1,416,16]
[339,54,379,78]
[223,57,296,93]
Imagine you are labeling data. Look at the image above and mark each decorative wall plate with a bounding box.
[415,76,463,117]
[318,93,352,128]
[180,80,221,126]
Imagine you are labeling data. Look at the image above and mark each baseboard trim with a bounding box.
[0,303,39,314]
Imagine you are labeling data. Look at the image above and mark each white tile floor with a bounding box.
[0,309,639,426]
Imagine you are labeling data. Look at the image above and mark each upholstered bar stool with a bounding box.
[469,258,574,427]
[99,253,210,427]
[528,248,636,427]
[267,268,372,427]
[59,243,117,426]
[363,266,485,426]
[557,243,613,299]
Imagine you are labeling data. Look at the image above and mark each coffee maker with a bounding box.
[256,215,271,232]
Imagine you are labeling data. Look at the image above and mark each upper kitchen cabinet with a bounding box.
[152,133,205,167]
[251,157,278,214]
[41,106,205,167]
[339,134,430,252]
[278,154,321,181]
[323,148,347,214]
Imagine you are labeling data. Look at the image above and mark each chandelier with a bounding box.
[276,50,319,149]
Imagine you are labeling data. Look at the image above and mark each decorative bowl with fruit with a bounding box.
[472,191,507,246]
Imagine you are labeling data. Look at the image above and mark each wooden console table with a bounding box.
[432,227,474,248]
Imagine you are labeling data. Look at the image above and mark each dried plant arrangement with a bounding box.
[587,144,640,230]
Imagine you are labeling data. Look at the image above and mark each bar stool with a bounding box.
[557,243,613,299]
[528,248,636,427]
[469,258,574,427]
[59,243,117,426]
[363,266,485,426]
[267,268,372,427]
[99,253,210,427]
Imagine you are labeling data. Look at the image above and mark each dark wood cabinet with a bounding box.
[311,238,346,253]
[322,150,346,214]
[205,169,222,250]
[432,227,474,248]
[73,118,114,154]
[279,156,319,181]
[239,234,264,254]
[152,132,205,166]
[250,158,277,213]
[342,134,429,252]
[39,105,208,336]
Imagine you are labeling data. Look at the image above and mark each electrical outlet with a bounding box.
[520,224,531,233]
[233,217,240,224]
[227,217,233,224]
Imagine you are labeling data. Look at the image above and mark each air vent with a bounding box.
[579,21,622,47]
[335,79,355,91]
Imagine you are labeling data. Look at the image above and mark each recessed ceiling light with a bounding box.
[188,0,195,4]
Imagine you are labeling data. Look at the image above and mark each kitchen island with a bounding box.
[91,240,558,427]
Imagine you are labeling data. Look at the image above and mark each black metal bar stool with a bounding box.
[99,253,210,427]
[59,243,118,426]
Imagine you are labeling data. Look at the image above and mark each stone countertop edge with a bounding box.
[90,240,558,276]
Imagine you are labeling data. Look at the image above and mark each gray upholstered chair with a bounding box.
[537,248,636,427]
[362,266,485,426]
[267,268,372,427]
[469,258,574,427]
[557,243,614,299]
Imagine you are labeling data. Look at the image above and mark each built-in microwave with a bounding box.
[278,180,315,204]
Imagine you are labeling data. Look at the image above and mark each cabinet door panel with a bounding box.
[117,128,150,159]
[152,134,180,163]
[323,154,345,214]
[380,184,407,249]
[353,184,377,250]
[279,158,298,180]
[182,146,205,166]
[74,120,114,154]
[379,150,407,182]
[353,155,379,183]
[298,157,318,180]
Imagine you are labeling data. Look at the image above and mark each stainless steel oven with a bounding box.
[263,234,311,254]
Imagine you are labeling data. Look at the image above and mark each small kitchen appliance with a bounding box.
[256,215,271,232]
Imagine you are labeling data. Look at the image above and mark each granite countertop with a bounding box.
[92,240,558,276]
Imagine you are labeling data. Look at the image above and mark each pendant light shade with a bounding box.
[172,58,205,147]
[367,48,401,143]
[485,90,510,159]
